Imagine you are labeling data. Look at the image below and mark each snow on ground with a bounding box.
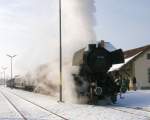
[0,86,149,120]
[117,90,150,109]
[0,90,22,120]
[0,89,63,120]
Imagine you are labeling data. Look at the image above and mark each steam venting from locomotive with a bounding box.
[14,0,96,103]
[57,0,96,102]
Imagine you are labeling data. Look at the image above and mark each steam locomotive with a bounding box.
[72,41,124,104]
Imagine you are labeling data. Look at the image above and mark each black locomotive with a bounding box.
[72,42,124,104]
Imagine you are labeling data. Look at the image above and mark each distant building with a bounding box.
[109,45,150,89]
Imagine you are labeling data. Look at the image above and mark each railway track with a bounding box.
[107,105,150,119]
[0,90,69,120]
[0,90,28,120]
[1,88,150,120]
[114,105,150,112]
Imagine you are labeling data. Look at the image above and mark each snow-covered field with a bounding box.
[0,86,150,120]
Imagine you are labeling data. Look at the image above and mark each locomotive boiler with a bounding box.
[72,41,124,104]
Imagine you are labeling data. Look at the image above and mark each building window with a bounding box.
[147,53,150,59]
[148,68,150,83]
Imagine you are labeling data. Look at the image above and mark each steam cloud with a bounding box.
[19,0,96,103]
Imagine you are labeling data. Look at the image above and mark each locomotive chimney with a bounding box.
[88,44,96,51]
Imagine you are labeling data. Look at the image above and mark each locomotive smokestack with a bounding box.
[88,44,96,51]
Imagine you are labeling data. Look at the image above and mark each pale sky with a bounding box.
[0,0,149,77]
[95,0,150,50]
[0,0,59,76]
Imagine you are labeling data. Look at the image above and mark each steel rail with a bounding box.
[5,90,69,120]
[107,105,150,119]
[0,90,28,120]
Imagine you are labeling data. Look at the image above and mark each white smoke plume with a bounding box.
[59,0,96,102]
[17,0,96,103]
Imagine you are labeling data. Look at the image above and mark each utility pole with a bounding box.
[1,66,7,86]
[6,54,16,80]
[59,0,63,102]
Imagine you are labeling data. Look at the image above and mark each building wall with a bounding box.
[134,49,150,89]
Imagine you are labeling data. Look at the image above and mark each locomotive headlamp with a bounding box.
[91,82,96,87]
[95,87,102,95]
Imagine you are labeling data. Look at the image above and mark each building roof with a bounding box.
[124,45,150,59]
[109,44,150,72]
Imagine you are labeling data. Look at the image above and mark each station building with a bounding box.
[109,44,150,89]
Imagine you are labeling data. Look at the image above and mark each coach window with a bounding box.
[148,68,150,83]
[147,53,150,60]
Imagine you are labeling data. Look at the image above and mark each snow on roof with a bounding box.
[95,41,117,52]
[109,52,142,72]
[104,42,117,52]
